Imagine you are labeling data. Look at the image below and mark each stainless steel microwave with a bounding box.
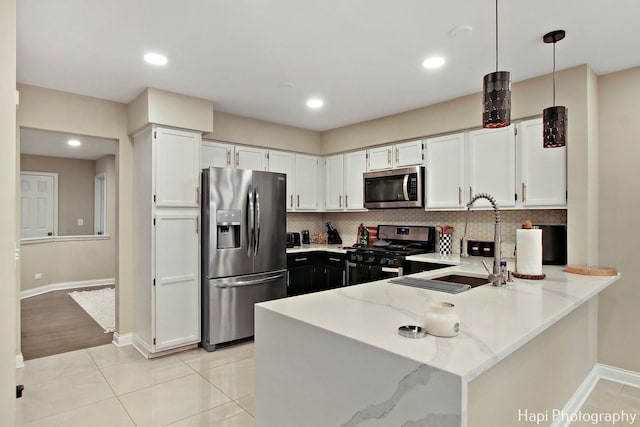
[363,166,424,209]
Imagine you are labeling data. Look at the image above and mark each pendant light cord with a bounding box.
[552,41,557,107]
[495,0,499,71]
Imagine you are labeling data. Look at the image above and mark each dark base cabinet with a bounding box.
[287,252,346,297]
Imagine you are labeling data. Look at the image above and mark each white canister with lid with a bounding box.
[424,302,460,337]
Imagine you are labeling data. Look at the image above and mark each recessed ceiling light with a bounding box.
[67,139,81,147]
[144,52,168,66]
[306,98,324,109]
[422,56,445,69]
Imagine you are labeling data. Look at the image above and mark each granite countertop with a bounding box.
[258,259,619,381]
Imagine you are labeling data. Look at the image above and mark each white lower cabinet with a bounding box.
[154,212,200,351]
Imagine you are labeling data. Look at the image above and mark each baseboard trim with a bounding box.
[20,278,115,299]
[112,332,132,347]
[596,363,640,388]
[16,353,24,369]
[551,363,640,427]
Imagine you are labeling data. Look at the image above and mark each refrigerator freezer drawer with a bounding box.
[202,270,287,351]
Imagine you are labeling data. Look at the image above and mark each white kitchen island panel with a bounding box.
[255,306,462,427]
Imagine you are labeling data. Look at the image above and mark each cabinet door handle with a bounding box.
[522,182,526,203]
[196,187,199,204]
[290,194,293,208]
[387,149,391,165]
[339,194,342,208]
[195,217,199,234]
[235,152,239,167]
[328,257,341,262]
[458,187,462,205]
[345,194,349,208]
[297,194,300,208]
[295,257,308,262]
[469,186,473,201]
[395,147,399,164]
[226,149,231,166]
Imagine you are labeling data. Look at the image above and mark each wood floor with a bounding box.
[21,286,114,360]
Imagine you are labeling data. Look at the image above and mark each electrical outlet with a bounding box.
[77,218,84,226]
[34,273,42,280]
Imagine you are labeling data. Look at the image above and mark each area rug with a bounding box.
[68,287,115,333]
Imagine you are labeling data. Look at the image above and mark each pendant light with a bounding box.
[482,0,511,128]
[543,30,567,148]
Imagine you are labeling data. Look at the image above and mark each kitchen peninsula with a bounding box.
[255,256,619,427]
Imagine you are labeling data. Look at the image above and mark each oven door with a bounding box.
[346,261,402,286]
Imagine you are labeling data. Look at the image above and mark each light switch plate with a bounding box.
[77,218,84,226]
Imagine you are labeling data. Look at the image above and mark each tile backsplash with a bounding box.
[287,209,566,258]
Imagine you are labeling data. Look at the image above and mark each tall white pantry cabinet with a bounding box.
[133,125,201,357]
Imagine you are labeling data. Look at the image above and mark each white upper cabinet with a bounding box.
[518,118,567,207]
[201,140,234,169]
[367,146,393,171]
[425,133,465,209]
[267,150,296,211]
[467,126,516,208]
[294,154,320,210]
[154,127,201,208]
[344,150,367,210]
[235,146,267,171]
[325,154,344,210]
[367,140,424,171]
[394,140,424,168]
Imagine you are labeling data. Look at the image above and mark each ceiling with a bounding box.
[17,0,640,132]
[20,128,116,160]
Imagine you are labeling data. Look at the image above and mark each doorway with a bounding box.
[19,128,118,360]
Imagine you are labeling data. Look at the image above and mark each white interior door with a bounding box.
[20,172,57,238]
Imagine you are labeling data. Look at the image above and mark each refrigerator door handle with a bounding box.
[255,188,261,255]
[247,185,255,256]
[212,273,286,288]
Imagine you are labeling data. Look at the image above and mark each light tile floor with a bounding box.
[16,341,255,427]
[571,380,640,426]
[16,342,640,427]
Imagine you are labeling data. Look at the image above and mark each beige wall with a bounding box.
[17,84,134,336]
[21,154,95,235]
[597,66,640,372]
[1,0,16,422]
[20,239,115,291]
[205,111,322,154]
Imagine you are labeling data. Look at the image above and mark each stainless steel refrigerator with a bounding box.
[201,167,287,351]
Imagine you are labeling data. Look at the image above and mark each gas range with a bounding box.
[347,225,436,268]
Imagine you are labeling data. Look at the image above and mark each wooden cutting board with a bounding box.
[564,265,618,276]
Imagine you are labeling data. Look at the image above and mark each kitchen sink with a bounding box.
[430,274,490,288]
[390,272,490,293]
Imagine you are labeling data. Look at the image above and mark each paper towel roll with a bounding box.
[516,229,543,275]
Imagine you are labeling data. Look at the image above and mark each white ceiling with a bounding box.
[16,0,640,132]
[20,128,116,160]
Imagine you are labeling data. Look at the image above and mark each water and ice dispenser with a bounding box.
[216,210,241,249]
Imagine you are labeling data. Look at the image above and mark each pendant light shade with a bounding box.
[482,0,511,128]
[543,30,567,148]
